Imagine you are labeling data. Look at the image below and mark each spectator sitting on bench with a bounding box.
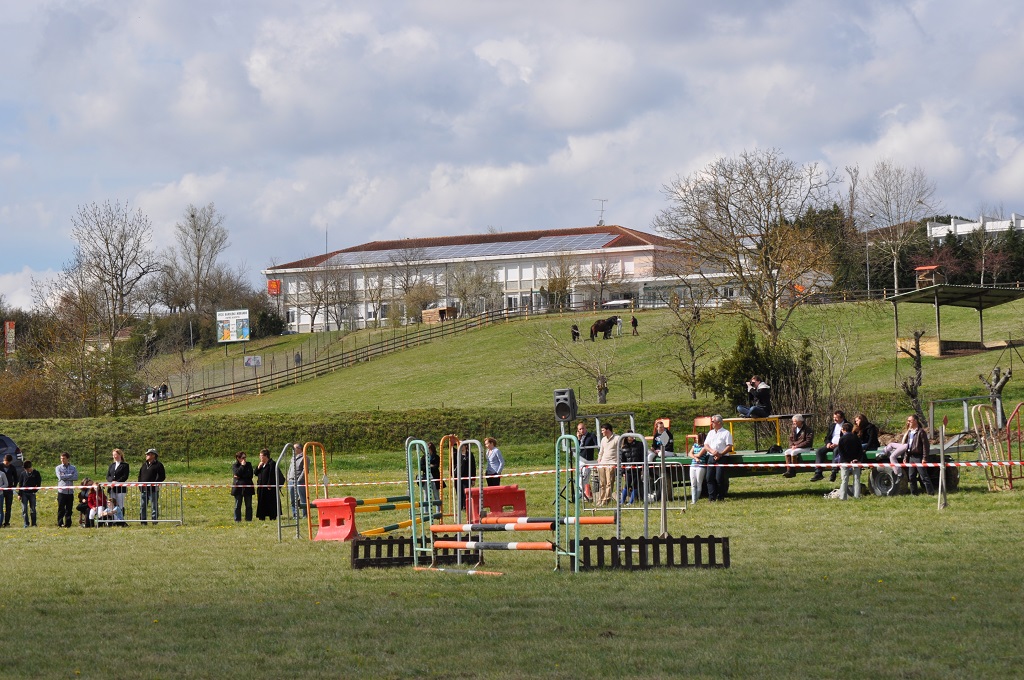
[810,410,848,482]
[736,375,771,418]
[853,413,880,451]
[782,414,814,477]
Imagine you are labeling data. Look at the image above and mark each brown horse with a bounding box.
[590,316,619,340]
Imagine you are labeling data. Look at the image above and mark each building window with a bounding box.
[287,310,296,323]
[623,258,634,275]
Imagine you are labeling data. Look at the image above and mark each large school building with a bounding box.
[262,224,696,332]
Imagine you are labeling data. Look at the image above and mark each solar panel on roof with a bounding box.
[317,231,622,267]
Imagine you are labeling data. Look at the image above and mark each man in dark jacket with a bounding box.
[138,448,166,524]
[0,454,17,527]
[810,410,848,482]
[18,461,41,527]
[834,422,865,499]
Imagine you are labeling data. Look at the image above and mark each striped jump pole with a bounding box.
[433,540,554,551]
[355,495,410,506]
[355,500,441,513]
[478,516,615,526]
[363,512,442,536]
[432,523,555,533]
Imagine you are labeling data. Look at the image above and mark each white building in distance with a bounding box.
[927,214,1024,241]
[262,225,686,332]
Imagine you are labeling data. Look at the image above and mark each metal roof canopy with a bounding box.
[887,284,1024,350]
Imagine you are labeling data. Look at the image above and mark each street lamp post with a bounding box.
[866,213,875,298]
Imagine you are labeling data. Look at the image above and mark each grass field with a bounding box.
[5,452,1022,679]
[196,300,1024,416]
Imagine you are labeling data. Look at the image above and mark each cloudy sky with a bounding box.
[3,1,1023,308]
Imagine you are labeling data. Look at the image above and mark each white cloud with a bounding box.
[4,0,1024,306]
[0,266,56,310]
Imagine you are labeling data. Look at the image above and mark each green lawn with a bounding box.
[5,457,1022,679]
[197,300,1024,417]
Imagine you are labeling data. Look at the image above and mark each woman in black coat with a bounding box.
[231,451,255,522]
[853,414,880,451]
[254,448,284,520]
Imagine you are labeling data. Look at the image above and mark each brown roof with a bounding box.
[270,225,675,270]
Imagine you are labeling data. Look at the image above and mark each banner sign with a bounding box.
[267,279,281,296]
[243,355,262,368]
[3,321,13,356]
[216,309,250,343]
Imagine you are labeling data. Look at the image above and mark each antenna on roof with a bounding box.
[593,198,607,226]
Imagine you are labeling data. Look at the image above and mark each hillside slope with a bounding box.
[201,300,1024,415]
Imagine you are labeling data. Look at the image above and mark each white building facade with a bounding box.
[262,225,686,332]
[927,214,1024,241]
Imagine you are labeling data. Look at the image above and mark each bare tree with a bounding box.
[325,267,357,330]
[899,329,927,429]
[653,148,840,345]
[361,265,390,328]
[294,266,328,332]
[858,159,938,295]
[529,327,628,404]
[405,280,439,322]
[979,366,1011,423]
[656,282,717,399]
[172,203,230,314]
[388,245,427,320]
[69,200,158,344]
[544,254,579,311]
[446,262,502,315]
[582,258,625,307]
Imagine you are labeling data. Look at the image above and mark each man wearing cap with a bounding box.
[138,448,166,524]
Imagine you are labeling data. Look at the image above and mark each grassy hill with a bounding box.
[201,300,1024,415]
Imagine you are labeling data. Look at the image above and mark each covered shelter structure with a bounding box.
[887,284,1024,357]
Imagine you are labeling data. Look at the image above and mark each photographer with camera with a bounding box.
[736,375,771,418]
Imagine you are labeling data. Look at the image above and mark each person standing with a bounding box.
[138,448,166,524]
[575,421,598,501]
[18,461,41,527]
[702,415,734,501]
[455,443,476,512]
[483,437,505,487]
[105,449,130,511]
[596,423,620,507]
[255,448,284,520]
[0,454,16,526]
[231,451,255,522]
[630,315,639,336]
[0,463,8,528]
[55,452,78,528]
[287,443,307,518]
[419,442,442,499]
[688,432,710,504]
[835,422,865,500]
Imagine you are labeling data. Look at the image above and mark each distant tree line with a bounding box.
[0,201,283,419]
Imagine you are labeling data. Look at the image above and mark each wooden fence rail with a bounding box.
[571,534,730,571]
